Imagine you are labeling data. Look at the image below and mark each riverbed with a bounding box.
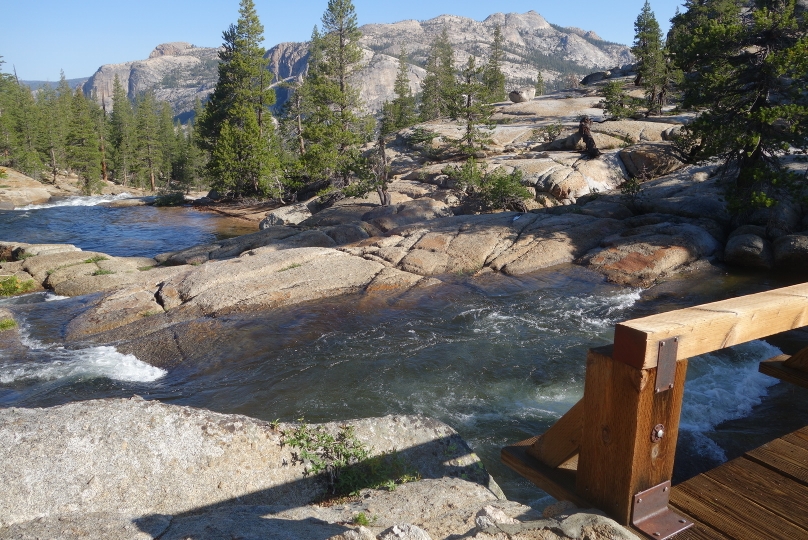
[1,196,807,507]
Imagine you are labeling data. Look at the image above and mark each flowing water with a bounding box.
[1,197,807,507]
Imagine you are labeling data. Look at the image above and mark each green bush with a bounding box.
[600,81,640,119]
[442,158,532,211]
[153,191,187,207]
[0,276,35,297]
[283,420,419,497]
[0,318,17,331]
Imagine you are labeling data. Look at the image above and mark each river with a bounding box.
[1,195,807,507]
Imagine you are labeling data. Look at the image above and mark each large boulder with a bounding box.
[508,87,536,103]
[362,199,453,232]
[0,168,52,208]
[724,234,774,269]
[581,71,609,85]
[259,198,316,228]
[619,143,685,178]
[773,234,808,268]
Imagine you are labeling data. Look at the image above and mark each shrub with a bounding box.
[0,318,17,331]
[0,276,36,297]
[153,191,187,207]
[442,158,532,211]
[600,81,640,119]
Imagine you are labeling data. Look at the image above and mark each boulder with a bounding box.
[619,143,685,178]
[581,222,721,286]
[590,120,680,144]
[378,524,433,540]
[773,234,808,268]
[0,168,52,208]
[508,87,536,103]
[724,234,774,269]
[744,199,802,238]
[362,199,453,232]
[259,198,316,228]
[581,71,609,85]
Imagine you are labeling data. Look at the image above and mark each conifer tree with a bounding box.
[10,80,42,176]
[420,28,457,121]
[669,0,808,203]
[483,25,507,102]
[66,89,103,194]
[301,0,371,191]
[37,73,72,183]
[632,1,668,115]
[535,71,546,96]
[451,56,494,155]
[108,75,135,186]
[133,91,161,191]
[158,102,177,187]
[380,48,417,135]
[197,0,278,197]
[0,57,14,166]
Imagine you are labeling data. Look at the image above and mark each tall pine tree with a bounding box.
[420,28,457,121]
[483,25,507,102]
[133,91,161,191]
[197,0,278,197]
[451,56,494,155]
[66,89,103,194]
[632,1,668,115]
[108,75,135,186]
[380,48,417,135]
[669,0,808,203]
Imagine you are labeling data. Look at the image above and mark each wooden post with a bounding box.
[576,345,688,525]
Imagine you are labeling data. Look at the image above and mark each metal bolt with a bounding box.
[637,498,642,504]
[654,533,661,537]
[679,520,687,524]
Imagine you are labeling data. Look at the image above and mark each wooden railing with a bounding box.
[502,282,808,538]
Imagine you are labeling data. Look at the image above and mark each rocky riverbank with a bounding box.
[0,398,637,540]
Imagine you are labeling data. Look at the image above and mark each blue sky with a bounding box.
[2,0,685,81]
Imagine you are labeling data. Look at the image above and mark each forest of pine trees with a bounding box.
[3,0,802,208]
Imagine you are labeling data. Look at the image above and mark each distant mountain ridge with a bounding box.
[80,11,633,118]
[21,78,89,92]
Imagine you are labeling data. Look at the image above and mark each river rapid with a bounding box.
[2,195,807,507]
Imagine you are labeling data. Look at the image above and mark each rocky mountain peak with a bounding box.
[149,42,195,58]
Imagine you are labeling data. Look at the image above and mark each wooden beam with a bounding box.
[784,345,808,372]
[613,283,808,369]
[527,398,584,467]
[501,436,591,508]
[759,355,808,389]
[576,346,689,525]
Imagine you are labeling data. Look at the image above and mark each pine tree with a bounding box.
[197,0,278,197]
[157,101,177,188]
[0,57,14,166]
[66,89,103,194]
[380,48,417,135]
[37,73,72,183]
[669,0,808,203]
[632,1,668,115]
[483,24,507,102]
[420,28,457,121]
[535,71,546,96]
[301,0,372,191]
[451,56,494,156]
[108,75,135,186]
[133,91,161,191]
[9,79,42,176]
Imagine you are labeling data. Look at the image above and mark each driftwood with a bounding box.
[578,116,602,158]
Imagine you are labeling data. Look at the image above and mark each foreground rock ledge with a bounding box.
[0,399,637,540]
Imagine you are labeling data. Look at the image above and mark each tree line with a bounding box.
[0,63,204,195]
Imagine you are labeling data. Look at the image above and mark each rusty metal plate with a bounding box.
[655,337,679,393]
[632,481,694,540]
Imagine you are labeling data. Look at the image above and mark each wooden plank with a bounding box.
[576,347,688,524]
[613,283,808,369]
[500,436,591,508]
[745,438,808,486]
[758,356,808,389]
[783,430,808,450]
[703,457,808,530]
[671,474,808,540]
[527,398,584,467]
[784,345,808,371]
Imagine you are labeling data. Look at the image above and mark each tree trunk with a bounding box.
[578,116,602,158]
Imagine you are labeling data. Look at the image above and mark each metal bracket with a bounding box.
[632,481,694,539]
[655,337,679,393]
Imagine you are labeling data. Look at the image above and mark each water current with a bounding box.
[2,196,807,507]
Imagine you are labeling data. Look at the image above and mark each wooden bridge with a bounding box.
[502,283,808,540]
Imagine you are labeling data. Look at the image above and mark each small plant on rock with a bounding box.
[601,81,640,120]
[0,276,35,297]
[443,158,532,211]
[0,318,17,331]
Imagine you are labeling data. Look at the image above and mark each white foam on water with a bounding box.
[680,340,781,461]
[1,323,166,384]
[17,192,135,210]
[44,293,69,302]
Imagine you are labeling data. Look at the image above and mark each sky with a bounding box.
[2,0,686,81]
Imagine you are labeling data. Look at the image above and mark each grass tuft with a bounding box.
[0,318,17,331]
